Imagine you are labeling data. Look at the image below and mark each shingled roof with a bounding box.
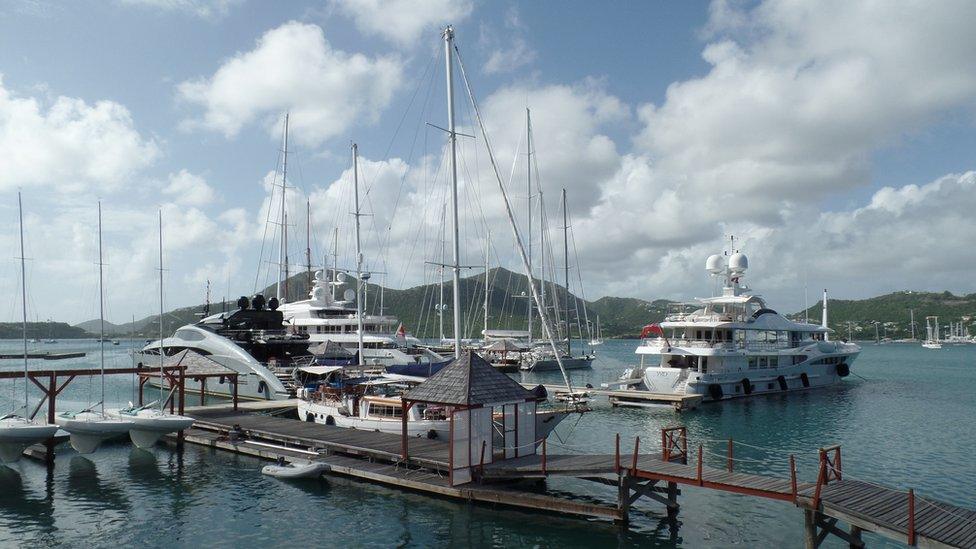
[403,350,536,406]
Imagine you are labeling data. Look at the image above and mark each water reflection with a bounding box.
[0,464,55,533]
[65,455,129,512]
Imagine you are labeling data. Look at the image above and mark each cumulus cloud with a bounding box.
[163,169,217,206]
[481,6,537,75]
[118,0,241,19]
[0,75,159,191]
[177,21,403,146]
[330,0,473,46]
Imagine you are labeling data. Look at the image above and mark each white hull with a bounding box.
[921,342,942,349]
[262,461,329,479]
[106,408,195,449]
[297,400,449,439]
[55,412,133,454]
[0,418,59,463]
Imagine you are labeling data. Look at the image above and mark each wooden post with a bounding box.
[199,377,206,406]
[614,433,620,474]
[400,400,409,460]
[138,375,145,406]
[907,488,916,546]
[179,366,185,415]
[804,509,817,549]
[45,373,56,466]
[479,439,486,478]
[617,475,630,525]
[790,454,798,500]
[813,449,827,509]
[232,374,239,411]
[697,444,703,486]
[667,481,679,519]
[727,438,734,472]
[541,438,547,476]
[849,525,863,548]
[631,436,640,475]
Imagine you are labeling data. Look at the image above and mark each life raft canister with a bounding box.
[777,375,788,391]
[708,384,724,400]
[800,373,810,388]
[741,378,753,395]
[836,363,850,377]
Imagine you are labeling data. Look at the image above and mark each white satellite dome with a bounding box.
[729,252,749,272]
[705,254,725,274]
[314,270,325,281]
[311,286,327,301]
[343,288,356,302]
[336,272,348,283]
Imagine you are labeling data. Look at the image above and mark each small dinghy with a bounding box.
[262,459,329,479]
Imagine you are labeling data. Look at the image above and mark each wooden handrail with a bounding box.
[631,436,640,475]
[614,433,620,474]
[789,454,798,500]
[812,451,827,509]
[697,444,703,486]
[727,438,734,472]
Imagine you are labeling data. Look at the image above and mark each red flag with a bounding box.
[640,323,664,339]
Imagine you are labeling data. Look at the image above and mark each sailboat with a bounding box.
[922,316,943,349]
[0,193,59,463]
[589,316,604,346]
[55,202,134,454]
[107,211,194,449]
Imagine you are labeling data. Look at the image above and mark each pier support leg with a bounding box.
[804,509,817,549]
[617,475,630,525]
[666,482,679,519]
[849,525,862,548]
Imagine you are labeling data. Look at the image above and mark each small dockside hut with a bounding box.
[402,351,539,485]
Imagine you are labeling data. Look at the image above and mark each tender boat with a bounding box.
[619,244,860,402]
[262,459,329,479]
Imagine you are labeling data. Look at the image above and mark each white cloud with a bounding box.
[163,169,217,206]
[177,21,403,146]
[330,0,473,46]
[483,38,536,75]
[0,75,159,191]
[118,0,241,19]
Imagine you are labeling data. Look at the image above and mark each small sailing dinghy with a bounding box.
[261,459,329,479]
[0,193,59,463]
[55,202,133,453]
[107,211,194,449]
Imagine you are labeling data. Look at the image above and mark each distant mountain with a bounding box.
[793,290,976,339]
[0,322,89,339]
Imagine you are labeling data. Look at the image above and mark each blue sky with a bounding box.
[1,0,975,324]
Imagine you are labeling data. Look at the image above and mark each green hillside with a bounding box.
[794,291,975,340]
[0,322,90,339]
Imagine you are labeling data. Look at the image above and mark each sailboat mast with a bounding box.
[438,202,446,341]
[562,189,570,356]
[444,25,462,359]
[277,113,289,302]
[18,193,28,413]
[306,199,312,288]
[539,189,546,332]
[483,230,490,339]
[353,143,365,365]
[158,210,165,409]
[97,201,105,413]
[526,108,533,344]
[910,309,915,340]
[331,227,338,300]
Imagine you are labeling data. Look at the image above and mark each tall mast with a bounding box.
[353,143,365,364]
[18,193,28,414]
[438,202,446,342]
[562,189,570,356]
[158,210,165,409]
[331,227,338,300]
[539,189,546,333]
[483,230,490,340]
[910,309,915,340]
[97,201,105,413]
[444,25,462,359]
[822,288,829,341]
[306,199,312,289]
[526,108,533,344]
[277,112,289,302]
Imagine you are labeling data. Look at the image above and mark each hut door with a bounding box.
[469,407,493,467]
[503,404,517,459]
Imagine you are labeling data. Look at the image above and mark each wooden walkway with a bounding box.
[186,409,450,470]
[798,480,976,548]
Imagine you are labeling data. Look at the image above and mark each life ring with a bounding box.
[257,380,267,394]
[800,373,810,388]
[708,384,724,400]
[741,378,753,395]
[427,429,438,440]
[836,363,850,377]
[325,416,335,426]
[305,413,315,423]
[777,375,788,391]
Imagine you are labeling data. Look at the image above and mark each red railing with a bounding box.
[812,445,842,508]
[661,426,688,464]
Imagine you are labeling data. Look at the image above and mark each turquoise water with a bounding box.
[0,339,973,547]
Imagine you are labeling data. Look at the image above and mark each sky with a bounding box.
[1,0,976,325]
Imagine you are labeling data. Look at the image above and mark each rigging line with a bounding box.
[253,139,284,293]
[569,223,593,341]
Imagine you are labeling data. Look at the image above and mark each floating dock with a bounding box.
[0,351,86,360]
[522,383,704,411]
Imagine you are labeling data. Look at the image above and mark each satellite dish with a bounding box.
[314,270,325,281]
[729,252,749,272]
[706,254,725,275]
[336,272,348,283]
[343,289,356,301]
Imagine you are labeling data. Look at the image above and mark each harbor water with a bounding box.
[0,339,973,547]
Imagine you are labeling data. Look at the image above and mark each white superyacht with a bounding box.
[620,247,860,402]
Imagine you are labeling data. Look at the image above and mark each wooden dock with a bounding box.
[522,383,704,411]
[169,408,976,547]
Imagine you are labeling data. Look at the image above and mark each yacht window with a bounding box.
[695,330,702,340]
[704,330,712,341]
[175,329,205,341]
[769,356,779,368]
[758,356,767,369]
[367,403,403,418]
[748,357,758,370]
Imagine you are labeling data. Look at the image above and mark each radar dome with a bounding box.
[311,286,326,301]
[336,272,348,283]
[343,288,356,302]
[705,254,725,274]
[729,252,749,272]
[314,270,325,282]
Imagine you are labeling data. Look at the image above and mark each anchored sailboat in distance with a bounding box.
[107,210,194,449]
[0,193,59,463]
[56,202,133,454]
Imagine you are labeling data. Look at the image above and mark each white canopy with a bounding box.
[296,365,344,376]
